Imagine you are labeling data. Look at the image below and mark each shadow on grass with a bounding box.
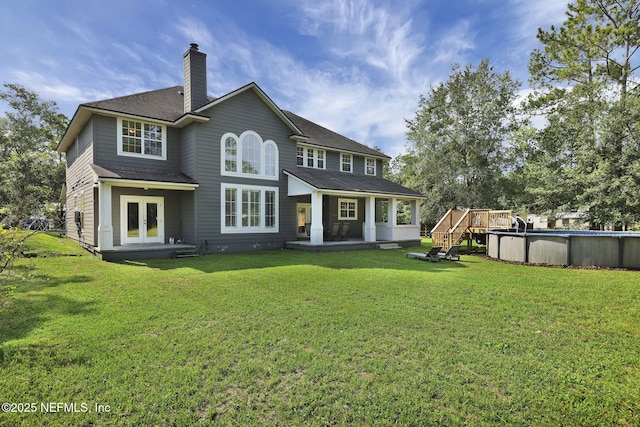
[123,245,471,274]
[0,274,95,346]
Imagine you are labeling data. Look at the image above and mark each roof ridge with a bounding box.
[83,85,184,106]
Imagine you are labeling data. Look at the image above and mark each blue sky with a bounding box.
[0,0,568,157]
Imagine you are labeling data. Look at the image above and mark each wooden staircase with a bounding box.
[431,208,512,251]
[174,248,199,258]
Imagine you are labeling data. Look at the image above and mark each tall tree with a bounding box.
[0,83,68,220]
[399,58,522,225]
[527,0,640,228]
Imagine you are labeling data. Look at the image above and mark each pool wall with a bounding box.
[487,230,640,269]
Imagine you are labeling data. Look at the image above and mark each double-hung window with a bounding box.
[365,158,376,175]
[296,145,325,169]
[118,118,166,160]
[340,153,353,173]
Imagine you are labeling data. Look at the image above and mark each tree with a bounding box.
[399,58,522,225]
[0,83,68,221]
[527,0,640,228]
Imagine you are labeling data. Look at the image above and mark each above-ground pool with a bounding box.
[487,230,640,269]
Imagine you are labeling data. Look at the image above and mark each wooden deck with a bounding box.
[431,209,512,251]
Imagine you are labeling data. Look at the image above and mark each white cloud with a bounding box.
[172,16,215,49]
[508,0,570,55]
[9,70,87,102]
[292,0,426,82]
[430,19,476,66]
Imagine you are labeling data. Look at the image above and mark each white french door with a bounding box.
[121,196,164,244]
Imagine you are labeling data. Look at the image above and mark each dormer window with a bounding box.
[117,118,166,160]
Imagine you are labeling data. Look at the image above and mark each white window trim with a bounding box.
[340,153,353,173]
[221,183,279,234]
[365,157,377,176]
[221,130,279,180]
[338,198,358,220]
[296,144,326,170]
[117,118,167,160]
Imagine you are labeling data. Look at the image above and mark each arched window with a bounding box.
[224,136,237,172]
[265,142,277,177]
[221,131,278,180]
[242,133,261,174]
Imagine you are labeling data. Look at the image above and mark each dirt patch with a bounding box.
[474,254,636,271]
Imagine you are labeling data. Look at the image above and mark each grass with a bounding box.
[0,234,639,426]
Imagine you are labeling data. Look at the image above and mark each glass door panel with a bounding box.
[127,202,140,238]
[146,202,158,238]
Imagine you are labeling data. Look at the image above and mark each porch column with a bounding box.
[389,198,398,228]
[97,182,113,250]
[364,196,376,242]
[411,199,419,225]
[310,190,324,245]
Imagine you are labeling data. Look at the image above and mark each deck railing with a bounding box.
[431,209,513,250]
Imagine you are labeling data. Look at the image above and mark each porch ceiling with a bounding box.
[284,168,424,199]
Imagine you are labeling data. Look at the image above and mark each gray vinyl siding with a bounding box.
[180,125,198,244]
[376,159,383,178]
[323,150,384,177]
[92,115,183,171]
[191,88,298,252]
[181,125,197,178]
[65,121,96,247]
[353,156,365,175]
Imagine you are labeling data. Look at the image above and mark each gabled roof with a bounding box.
[283,111,390,160]
[284,168,424,199]
[58,82,392,160]
[82,86,213,122]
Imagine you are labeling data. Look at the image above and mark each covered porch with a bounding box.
[91,164,199,256]
[284,169,424,248]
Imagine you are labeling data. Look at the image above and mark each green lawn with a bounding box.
[0,234,638,426]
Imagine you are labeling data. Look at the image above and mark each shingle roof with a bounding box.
[82,86,213,122]
[79,85,391,159]
[282,111,390,159]
[91,163,198,185]
[284,168,424,198]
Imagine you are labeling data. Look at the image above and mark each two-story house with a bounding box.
[57,44,424,260]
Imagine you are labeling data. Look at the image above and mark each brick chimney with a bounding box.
[183,43,207,113]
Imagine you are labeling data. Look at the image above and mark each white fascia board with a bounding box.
[99,178,198,191]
